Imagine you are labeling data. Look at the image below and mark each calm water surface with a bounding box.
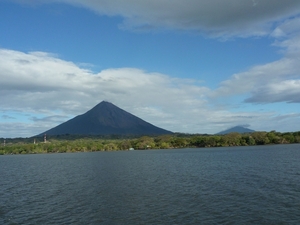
[1,144,300,224]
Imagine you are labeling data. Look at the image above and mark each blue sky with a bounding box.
[0,0,300,137]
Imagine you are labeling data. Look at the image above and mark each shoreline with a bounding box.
[1,142,299,156]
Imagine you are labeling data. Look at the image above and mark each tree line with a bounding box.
[0,130,300,155]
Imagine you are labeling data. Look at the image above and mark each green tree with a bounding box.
[172,137,188,148]
[251,132,270,145]
[221,133,242,146]
[136,136,155,149]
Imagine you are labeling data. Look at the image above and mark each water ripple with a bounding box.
[1,145,300,224]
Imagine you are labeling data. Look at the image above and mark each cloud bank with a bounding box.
[213,16,300,104]
[0,46,299,137]
[13,0,300,38]
[1,1,300,137]
[0,48,211,136]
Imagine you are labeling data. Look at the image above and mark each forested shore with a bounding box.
[1,131,300,155]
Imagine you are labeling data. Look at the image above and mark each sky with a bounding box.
[0,0,300,138]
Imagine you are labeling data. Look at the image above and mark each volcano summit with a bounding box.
[39,101,173,136]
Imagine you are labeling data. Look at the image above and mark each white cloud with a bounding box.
[11,0,300,38]
[2,4,300,137]
[272,17,300,57]
[0,48,299,137]
[271,17,300,38]
[213,57,300,102]
[0,48,210,136]
[245,80,300,103]
[212,15,300,104]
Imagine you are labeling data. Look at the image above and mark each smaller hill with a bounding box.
[216,126,255,135]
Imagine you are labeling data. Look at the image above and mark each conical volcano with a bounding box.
[39,101,173,136]
[216,126,255,135]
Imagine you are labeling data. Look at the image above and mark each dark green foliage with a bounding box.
[1,130,300,155]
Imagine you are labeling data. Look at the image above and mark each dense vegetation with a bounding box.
[1,131,300,155]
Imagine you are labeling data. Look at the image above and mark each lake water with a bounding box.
[1,144,300,224]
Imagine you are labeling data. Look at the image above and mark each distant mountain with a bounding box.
[38,101,173,136]
[216,126,255,135]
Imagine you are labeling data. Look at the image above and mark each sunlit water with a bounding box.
[1,144,300,224]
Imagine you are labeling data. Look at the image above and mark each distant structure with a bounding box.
[3,139,5,147]
[34,139,36,144]
[44,134,47,143]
